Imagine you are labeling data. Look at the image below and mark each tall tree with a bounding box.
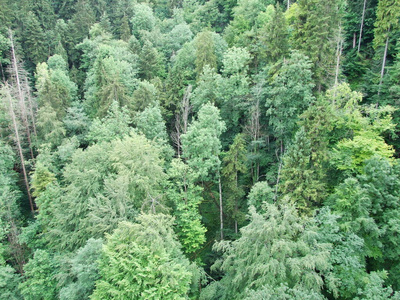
[0,84,34,213]
[195,31,217,79]
[222,134,247,234]
[293,0,344,90]
[166,159,207,255]
[91,215,199,299]
[182,103,226,239]
[373,0,400,93]
[201,200,332,300]
[266,51,315,153]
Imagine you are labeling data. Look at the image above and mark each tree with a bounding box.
[257,3,289,66]
[195,31,217,78]
[166,159,207,255]
[59,238,103,300]
[280,127,327,212]
[35,55,77,121]
[38,133,165,251]
[19,12,47,67]
[91,215,199,299]
[0,84,34,212]
[19,250,59,300]
[293,0,344,90]
[201,200,331,300]
[222,134,247,234]
[138,40,165,80]
[182,103,225,239]
[373,0,400,92]
[182,103,226,181]
[135,103,173,160]
[86,101,132,144]
[266,51,315,152]
[219,47,251,144]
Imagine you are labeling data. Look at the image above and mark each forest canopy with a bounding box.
[1,0,400,299]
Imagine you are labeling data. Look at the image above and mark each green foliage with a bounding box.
[80,33,138,117]
[257,3,289,66]
[131,3,157,39]
[266,51,315,147]
[135,103,174,160]
[280,127,327,212]
[355,271,400,300]
[315,207,367,299]
[167,159,207,254]
[195,31,217,78]
[182,103,226,181]
[59,238,102,300]
[38,133,166,251]
[293,0,344,90]
[35,55,77,120]
[19,250,59,300]
[247,181,274,213]
[92,215,197,299]
[204,200,331,300]
[36,103,66,148]
[86,101,132,144]
[222,133,248,231]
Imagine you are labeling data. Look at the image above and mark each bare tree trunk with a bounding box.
[24,79,37,136]
[287,0,290,10]
[357,0,367,53]
[182,85,191,134]
[378,34,389,96]
[9,29,34,159]
[335,25,343,90]
[353,33,356,48]
[274,160,282,202]
[5,84,34,213]
[172,85,192,157]
[234,172,238,234]
[218,175,223,240]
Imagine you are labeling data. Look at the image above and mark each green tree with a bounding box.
[138,40,165,80]
[19,250,59,300]
[131,3,157,39]
[91,215,199,299]
[219,47,251,143]
[86,101,132,144]
[59,238,103,300]
[293,0,344,90]
[257,3,289,66]
[195,31,217,78]
[373,0,400,92]
[35,55,77,120]
[182,103,226,181]
[202,200,331,300]
[280,127,327,212]
[38,133,165,251]
[266,51,315,152]
[135,103,173,160]
[222,134,247,234]
[20,12,47,67]
[167,159,207,255]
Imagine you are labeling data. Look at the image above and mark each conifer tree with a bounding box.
[92,215,198,299]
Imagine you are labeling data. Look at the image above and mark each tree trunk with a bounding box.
[357,0,367,53]
[378,34,389,95]
[335,25,343,90]
[218,175,224,240]
[9,29,34,159]
[24,79,37,136]
[5,84,34,213]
